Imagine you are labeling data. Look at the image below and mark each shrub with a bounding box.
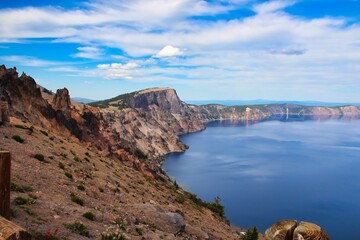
[14,125,34,133]
[10,208,17,218]
[74,156,82,162]
[205,196,225,218]
[134,148,147,160]
[14,196,35,206]
[10,182,33,193]
[82,211,96,221]
[173,180,179,190]
[176,194,185,204]
[64,172,73,179]
[135,227,143,236]
[58,162,65,170]
[12,135,25,143]
[241,227,259,240]
[70,193,84,206]
[187,193,225,218]
[77,184,85,191]
[14,197,28,205]
[33,154,45,162]
[22,206,35,216]
[64,221,89,237]
[98,187,104,193]
[60,153,67,158]
[40,130,48,136]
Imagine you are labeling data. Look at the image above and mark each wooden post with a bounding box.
[0,151,10,219]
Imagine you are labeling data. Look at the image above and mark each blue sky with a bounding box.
[1,0,360,102]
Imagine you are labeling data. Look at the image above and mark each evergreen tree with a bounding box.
[240,226,258,240]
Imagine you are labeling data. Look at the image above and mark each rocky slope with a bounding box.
[0,65,248,239]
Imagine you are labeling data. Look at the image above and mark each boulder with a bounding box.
[138,206,185,234]
[293,222,330,240]
[265,220,297,240]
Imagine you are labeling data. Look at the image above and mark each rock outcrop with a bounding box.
[0,65,84,139]
[92,87,205,162]
[0,65,55,124]
[265,220,297,240]
[265,220,330,240]
[136,206,185,234]
[52,88,71,111]
[125,87,187,114]
[0,101,9,124]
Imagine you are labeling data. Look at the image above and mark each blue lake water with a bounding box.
[163,118,360,240]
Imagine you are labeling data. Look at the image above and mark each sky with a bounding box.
[0,0,360,102]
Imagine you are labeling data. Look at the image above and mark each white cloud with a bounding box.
[48,66,83,72]
[0,55,59,67]
[97,62,139,80]
[252,0,296,14]
[73,46,103,59]
[154,45,184,58]
[269,47,307,55]
[0,0,360,101]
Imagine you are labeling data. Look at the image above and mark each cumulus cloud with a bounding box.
[154,45,184,58]
[0,0,360,101]
[73,46,104,59]
[97,62,139,80]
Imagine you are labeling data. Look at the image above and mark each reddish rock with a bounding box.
[52,88,71,111]
[0,101,9,124]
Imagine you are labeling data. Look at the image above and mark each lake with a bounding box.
[163,117,360,240]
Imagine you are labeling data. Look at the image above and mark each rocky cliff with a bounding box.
[197,103,360,122]
[124,87,188,114]
[0,65,105,141]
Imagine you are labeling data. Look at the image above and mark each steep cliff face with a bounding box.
[0,65,55,125]
[125,87,187,114]
[96,88,205,163]
[0,66,104,140]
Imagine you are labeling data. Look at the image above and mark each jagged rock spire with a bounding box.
[52,88,71,111]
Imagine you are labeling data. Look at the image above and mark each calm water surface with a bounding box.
[163,118,360,240]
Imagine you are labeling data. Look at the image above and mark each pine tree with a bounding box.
[240,226,258,240]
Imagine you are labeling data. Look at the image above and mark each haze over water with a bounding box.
[164,118,360,240]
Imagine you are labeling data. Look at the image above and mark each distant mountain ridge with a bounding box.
[71,97,97,104]
[187,100,360,107]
